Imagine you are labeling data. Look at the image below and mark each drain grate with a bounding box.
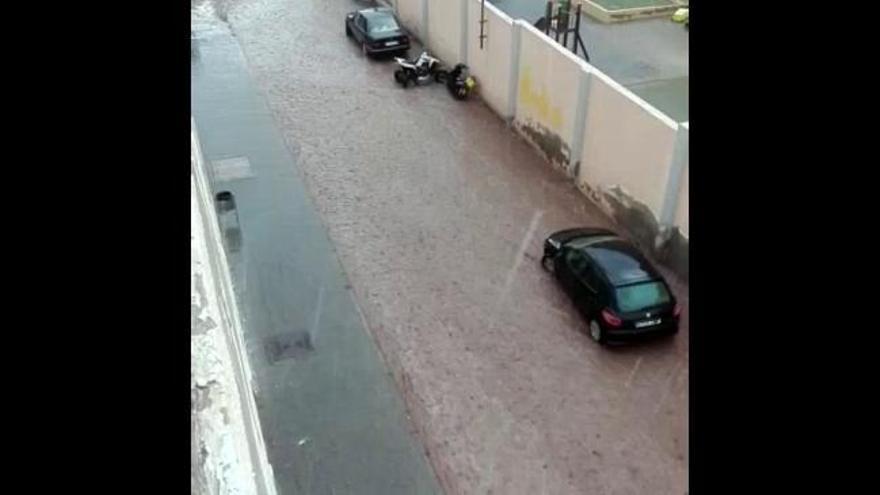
[264,331,314,364]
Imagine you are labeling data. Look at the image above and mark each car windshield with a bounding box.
[368,15,399,34]
[615,281,671,313]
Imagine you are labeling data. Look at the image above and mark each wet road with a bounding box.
[492,0,689,121]
[192,5,442,494]
[196,0,688,493]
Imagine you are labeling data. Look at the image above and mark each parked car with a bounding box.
[345,7,410,57]
[541,228,681,344]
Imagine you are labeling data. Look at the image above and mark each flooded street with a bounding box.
[193,0,688,493]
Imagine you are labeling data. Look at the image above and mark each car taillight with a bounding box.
[601,308,622,328]
[674,303,682,317]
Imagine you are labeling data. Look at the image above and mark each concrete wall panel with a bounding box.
[578,70,679,218]
[466,0,514,118]
[396,0,425,41]
[514,22,590,173]
[427,0,464,66]
[674,123,689,238]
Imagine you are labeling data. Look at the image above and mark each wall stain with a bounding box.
[192,273,218,335]
[518,68,564,133]
[576,183,689,282]
[657,227,689,282]
[517,120,571,171]
[192,379,218,412]
[601,186,660,250]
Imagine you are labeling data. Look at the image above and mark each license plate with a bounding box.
[385,40,399,46]
[635,318,661,328]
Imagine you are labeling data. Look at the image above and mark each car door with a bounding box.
[578,262,604,318]
[559,249,592,315]
[562,249,608,319]
[354,14,368,42]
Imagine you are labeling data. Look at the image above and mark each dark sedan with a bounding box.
[345,7,410,57]
[541,228,681,344]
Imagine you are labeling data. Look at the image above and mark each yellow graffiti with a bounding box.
[518,67,564,132]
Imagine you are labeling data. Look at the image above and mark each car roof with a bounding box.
[580,239,662,286]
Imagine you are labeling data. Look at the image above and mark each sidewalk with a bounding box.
[191,150,276,495]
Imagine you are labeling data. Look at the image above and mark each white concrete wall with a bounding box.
[396,0,425,41]
[514,22,591,170]
[427,0,464,67]
[466,0,514,118]
[578,69,679,218]
[674,123,689,238]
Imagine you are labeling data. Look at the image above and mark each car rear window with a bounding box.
[369,15,400,34]
[615,281,671,313]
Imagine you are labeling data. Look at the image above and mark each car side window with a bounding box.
[566,250,588,277]
[581,264,601,292]
[567,250,601,291]
[356,15,367,31]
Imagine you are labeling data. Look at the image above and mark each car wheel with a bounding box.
[589,320,605,344]
[541,255,554,273]
[394,69,408,87]
[346,24,352,37]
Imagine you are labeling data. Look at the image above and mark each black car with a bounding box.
[541,228,681,344]
[345,7,410,57]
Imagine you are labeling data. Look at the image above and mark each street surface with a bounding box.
[193,0,689,493]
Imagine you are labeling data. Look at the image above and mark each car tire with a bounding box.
[541,255,554,273]
[589,319,606,345]
[346,24,352,37]
[394,69,408,87]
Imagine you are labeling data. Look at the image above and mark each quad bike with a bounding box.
[393,51,443,87]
